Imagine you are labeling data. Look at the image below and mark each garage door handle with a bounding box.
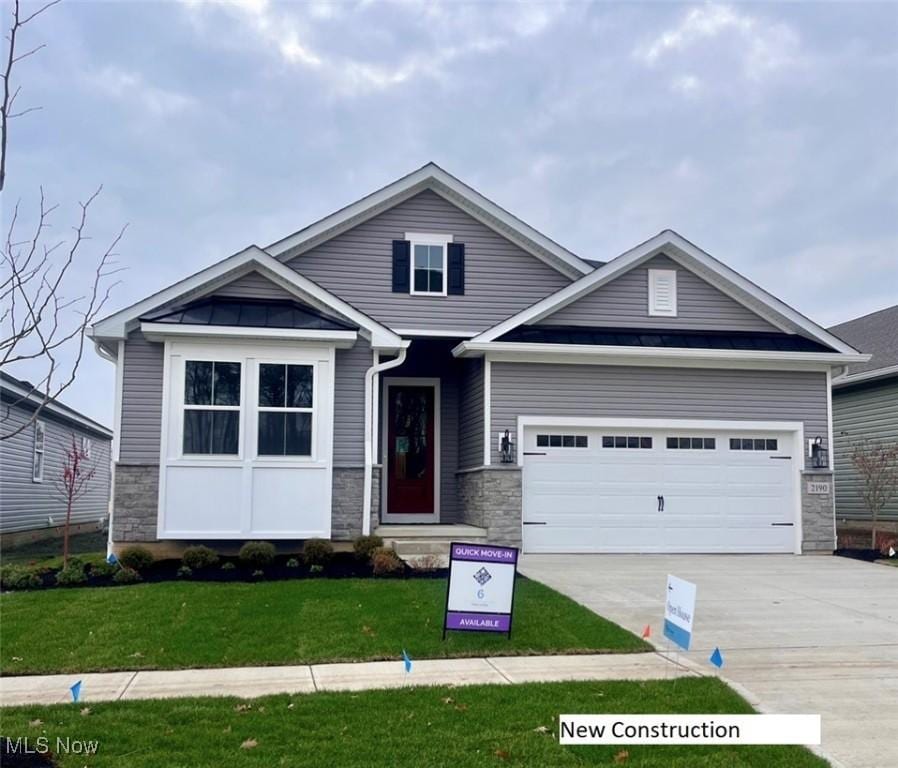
[523,521,547,525]
[771,522,794,527]
[523,451,547,456]
[657,495,665,512]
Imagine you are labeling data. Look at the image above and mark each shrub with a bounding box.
[88,562,117,579]
[252,569,265,579]
[302,539,334,567]
[352,534,384,562]
[239,541,276,568]
[221,561,236,571]
[1,566,42,590]
[118,546,154,572]
[309,564,324,575]
[182,545,219,570]
[285,557,300,569]
[113,567,142,584]
[55,566,88,586]
[371,547,404,576]
[177,565,193,579]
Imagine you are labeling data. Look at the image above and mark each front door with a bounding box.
[385,384,436,518]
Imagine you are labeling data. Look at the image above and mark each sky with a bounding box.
[5,0,897,428]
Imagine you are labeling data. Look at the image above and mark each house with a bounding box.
[88,164,867,556]
[829,305,898,537]
[0,372,113,547]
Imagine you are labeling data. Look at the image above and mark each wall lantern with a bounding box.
[499,429,516,464]
[810,436,829,469]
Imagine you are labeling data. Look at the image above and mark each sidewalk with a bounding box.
[1,652,696,706]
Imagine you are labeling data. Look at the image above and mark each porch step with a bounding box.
[374,524,487,568]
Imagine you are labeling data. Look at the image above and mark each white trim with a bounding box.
[832,363,898,388]
[404,231,453,244]
[31,420,46,483]
[139,322,358,347]
[380,376,441,523]
[453,340,869,369]
[409,238,449,297]
[112,340,125,462]
[516,415,804,555]
[826,368,834,471]
[91,246,402,350]
[648,268,677,317]
[470,230,863,356]
[392,328,477,338]
[265,163,592,278]
[483,356,492,466]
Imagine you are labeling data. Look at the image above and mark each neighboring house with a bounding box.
[0,373,113,546]
[829,305,898,527]
[89,164,866,556]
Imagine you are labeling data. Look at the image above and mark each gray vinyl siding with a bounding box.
[287,190,571,333]
[119,331,165,464]
[0,402,111,534]
[458,358,484,469]
[212,271,297,301]
[334,339,371,466]
[539,254,778,332]
[833,378,898,522]
[489,363,828,464]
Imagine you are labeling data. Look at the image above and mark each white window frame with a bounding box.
[32,420,46,482]
[181,359,244,458]
[648,268,678,317]
[80,436,92,459]
[255,360,318,460]
[406,232,452,297]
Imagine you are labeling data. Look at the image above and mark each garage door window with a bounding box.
[536,434,588,448]
[667,437,716,450]
[729,438,778,451]
[602,436,652,449]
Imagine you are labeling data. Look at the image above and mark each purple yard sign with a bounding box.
[443,542,519,638]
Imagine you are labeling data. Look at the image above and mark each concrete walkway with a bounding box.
[519,554,898,768]
[0,652,694,707]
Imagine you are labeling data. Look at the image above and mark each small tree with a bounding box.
[54,432,96,568]
[851,440,898,550]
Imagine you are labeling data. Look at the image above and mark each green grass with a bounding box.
[2,531,106,568]
[0,679,827,767]
[1,577,647,675]
[877,558,898,567]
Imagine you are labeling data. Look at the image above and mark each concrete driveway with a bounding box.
[519,554,897,768]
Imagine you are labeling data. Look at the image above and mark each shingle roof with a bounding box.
[828,304,898,376]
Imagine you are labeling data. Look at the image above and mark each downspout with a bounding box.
[363,341,410,535]
[93,339,119,557]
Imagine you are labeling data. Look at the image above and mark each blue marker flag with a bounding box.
[709,647,724,668]
[106,553,118,566]
[401,649,412,673]
[70,680,82,702]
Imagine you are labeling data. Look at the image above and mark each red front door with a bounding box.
[387,385,435,515]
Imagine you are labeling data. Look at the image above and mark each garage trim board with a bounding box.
[518,417,804,555]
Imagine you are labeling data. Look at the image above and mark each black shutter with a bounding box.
[392,240,410,293]
[447,242,465,295]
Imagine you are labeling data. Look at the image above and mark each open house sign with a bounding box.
[443,542,519,638]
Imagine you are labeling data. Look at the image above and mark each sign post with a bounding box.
[443,542,519,639]
[663,574,697,652]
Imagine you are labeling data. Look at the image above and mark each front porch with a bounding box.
[374,523,487,565]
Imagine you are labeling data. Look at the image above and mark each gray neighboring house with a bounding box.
[1,373,113,546]
[89,164,867,556]
[829,305,898,526]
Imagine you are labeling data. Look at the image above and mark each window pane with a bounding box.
[214,362,241,406]
[766,439,778,451]
[429,269,443,293]
[287,365,313,408]
[667,437,677,449]
[185,361,213,405]
[537,434,549,447]
[184,410,212,453]
[428,245,443,269]
[615,436,627,448]
[742,438,754,450]
[212,411,239,454]
[730,438,741,450]
[640,437,653,449]
[258,412,285,455]
[285,412,312,455]
[753,439,766,450]
[602,436,613,448]
[562,435,575,447]
[704,438,716,450]
[414,269,429,292]
[691,437,704,449]
[679,437,691,449]
[259,364,285,407]
[414,244,429,268]
[549,435,562,447]
[575,435,588,448]
[626,436,638,448]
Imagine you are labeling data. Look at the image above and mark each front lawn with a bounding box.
[0,678,827,767]
[1,577,647,675]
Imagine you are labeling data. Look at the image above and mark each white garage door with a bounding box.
[522,425,797,553]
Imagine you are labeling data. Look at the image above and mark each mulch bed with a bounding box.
[834,548,893,563]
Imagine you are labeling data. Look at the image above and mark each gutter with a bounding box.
[362,341,410,535]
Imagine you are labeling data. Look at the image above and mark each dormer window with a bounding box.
[648,268,677,317]
[407,232,451,296]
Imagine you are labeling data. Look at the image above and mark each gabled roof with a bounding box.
[91,246,403,350]
[465,229,863,357]
[1,372,113,438]
[829,304,898,386]
[265,162,594,279]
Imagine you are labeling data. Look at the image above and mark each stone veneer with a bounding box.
[801,470,836,552]
[112,464,160,542]
[331,466,380,540]
[456,466,523,546]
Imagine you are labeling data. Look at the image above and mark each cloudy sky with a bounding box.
[6,0,897,427]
